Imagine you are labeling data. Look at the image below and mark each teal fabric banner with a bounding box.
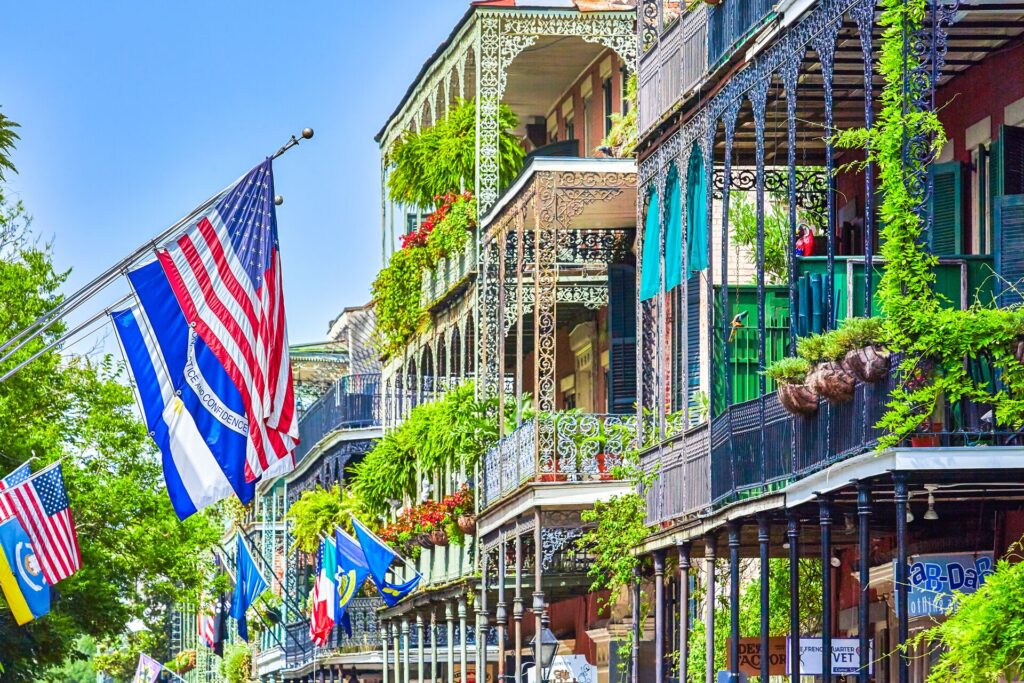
[664,166,683,292]
[686,147,709,277]
[639,189,661,301]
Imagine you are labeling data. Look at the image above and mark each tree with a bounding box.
[0,108,18,181]
[0,186,219,679]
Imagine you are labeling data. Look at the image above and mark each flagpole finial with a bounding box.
[274,195,284,206]
[301,128,314,140]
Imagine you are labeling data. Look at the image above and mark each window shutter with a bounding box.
[607,263,637,414]
[686,274,702,421]
[929,161,963,256]
[996,125,1024,306]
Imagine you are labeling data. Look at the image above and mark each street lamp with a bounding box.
[530,613,560,683]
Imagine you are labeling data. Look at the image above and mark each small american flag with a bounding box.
[0,462,31,520]
[157,159,297,481]
[198,604,216,648]
[4,462,80,584]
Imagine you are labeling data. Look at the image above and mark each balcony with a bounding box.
[638,7,708,136]
[284,597,383,667]
[420,240,477,310]
[707,0,775,68]
[481,412,636,509]
[295,373,381,462]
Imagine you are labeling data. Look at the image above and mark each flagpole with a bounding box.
[0,128,315,374]
[350,515,423,578]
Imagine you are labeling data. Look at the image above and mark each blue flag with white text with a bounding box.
[229,532,267,641]
[112,260,255,520]
[351,517,420,607]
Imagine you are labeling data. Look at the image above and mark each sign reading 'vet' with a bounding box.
[787,638,873,676]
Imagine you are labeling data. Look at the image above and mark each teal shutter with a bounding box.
[929,161,963,256]
[608,263,637,414]
[996,125,1024,306]
[664,166,683,291]
[639,189,661,301]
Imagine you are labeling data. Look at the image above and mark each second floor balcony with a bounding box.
[295,373,381,462]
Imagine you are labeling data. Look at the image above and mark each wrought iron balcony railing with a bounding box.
[420,240,477,309]
[284,597,384,667]
[707,0,775,68]
[639,6,709,136]
[295,373,381,461]
[481,412,636,508]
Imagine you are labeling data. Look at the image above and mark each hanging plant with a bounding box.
[765,357,819,416]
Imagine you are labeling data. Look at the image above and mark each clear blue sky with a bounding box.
[2,1,469,344]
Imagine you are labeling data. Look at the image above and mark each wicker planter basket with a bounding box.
[844,345,890,383]
[428,528,449,546]
[778,382,820,416]
[457,515,477,535]
[416,534,434,549]
[807,361,856,403]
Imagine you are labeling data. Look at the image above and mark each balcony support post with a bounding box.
[704,533,717,683]
[533,513,545,683]
[514,530,524,683]
[402,617,411,683]
[758,515,770,683]
[496,540,508,682]
[382,620,390,683]
[534,171,557,478]
[811,18,840,329]
[447,600,456,683]
[653,549,666,683]
[394,618,402,683]
[416,613,425,683]
[497,227,507,437]
[631,564,641,683]
[857,481,872,683]
[728,522,741,680]
[477,554,487,683]
[787,512,800,683]
[459,596,469,683]
[820,496,833,683]
[678,541,691,683]
[781,51,800,355]
[894,473,909,683]
[431,607,439,683]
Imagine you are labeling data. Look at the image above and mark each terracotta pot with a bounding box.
[595,453,615,480]
[457,515,477,535]
[777,382,820,416]
[910,422,942,448]
[807,361,856,403]
[428,528,449,546]
[416,534,434,549]
[539,473,568,482]
[844,345,890,383]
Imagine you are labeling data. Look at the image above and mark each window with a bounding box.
[406,212,420,234]
[971,145,991,253]
[603,77,614,137]
[566,115,575,143]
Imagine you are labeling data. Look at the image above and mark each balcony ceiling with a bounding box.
[503,35,607,134]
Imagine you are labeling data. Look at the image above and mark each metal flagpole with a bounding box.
[0,128,314,373]
[350,515,422,577]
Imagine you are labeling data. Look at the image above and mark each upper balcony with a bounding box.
[295,373,381,462]
[420,239,477,312]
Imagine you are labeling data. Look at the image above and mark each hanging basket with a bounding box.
[1012,338,1024,365]
[457,515,477,535]
[778,382,820,417]
[416,533,434,549]
[844,345,891,383]
[428,528,449,546]
[807,361,856,403]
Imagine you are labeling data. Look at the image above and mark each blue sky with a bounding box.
[2,1,469,345]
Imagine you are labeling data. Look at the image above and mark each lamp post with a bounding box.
[529,612,559,683]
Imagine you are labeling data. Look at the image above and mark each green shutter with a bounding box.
[996,125,1024,306]
[607,263,637,414]
[929,161,963,256]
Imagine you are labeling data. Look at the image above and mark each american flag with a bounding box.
[198,604,216,648]
[0,462,31,520]
[157,160,297,482]
[3,462,80,584]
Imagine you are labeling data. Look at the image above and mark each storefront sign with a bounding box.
[906,552,994,617]
[786,638,873,676]
[727,637,787,676]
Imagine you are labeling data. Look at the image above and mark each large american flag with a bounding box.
[157,160,297,481]
[0,462,30,520]
[2,462,80,584]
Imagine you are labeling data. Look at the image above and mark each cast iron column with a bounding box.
[820,496,833,683]
[678,541,691,683]
[758,515,770,683]
[393,619,403,683]
[788,513,800,683]
[704,534,717,683]
[459,596,469,683]
[416,613,425,683]
[446,600,456,683]
[729,522,741,681]
[533,514,544,683]
[631,565,641,683]
[514,530,524,683]
[431,608,439,683]
[894,473,909,683]
[402,617,411,683]
[383,620,390,683]
[654,549,666,683]
[858,481,872,683]
[497,540,507,682]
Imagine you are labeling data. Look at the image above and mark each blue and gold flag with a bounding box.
[0,517,50,625]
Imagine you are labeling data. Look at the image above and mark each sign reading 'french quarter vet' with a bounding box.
[787,638,873,676]
[906,552,994,617]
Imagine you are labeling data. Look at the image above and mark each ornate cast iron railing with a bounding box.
[295,373,381,461]
[284,597,384,667]
[638,6,709,136]
[707,0,774,68]
[420,240,477,309]
[482,413,636,508]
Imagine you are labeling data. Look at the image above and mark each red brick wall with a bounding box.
[551,49,624,156]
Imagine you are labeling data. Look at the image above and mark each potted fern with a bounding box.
[799,332,856,403]
[766,357,819,416]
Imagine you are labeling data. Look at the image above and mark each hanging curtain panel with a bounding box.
[639,188,661,301]
[664,165,683,292]
[686,146,708,277]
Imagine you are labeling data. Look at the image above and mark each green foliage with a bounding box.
[387,98,524,209]
[221,643,253,683]
[796,317,886,365]
[287,484,365,553]
[349,428,419,520]
[0,109,18,181]
[917,542,1024,682]
[796,330,846,363]
[602,73,638,157]
[729,193,790,285]
[764,356,811,385]
[0,192,218,679]
[425,195,476,263]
